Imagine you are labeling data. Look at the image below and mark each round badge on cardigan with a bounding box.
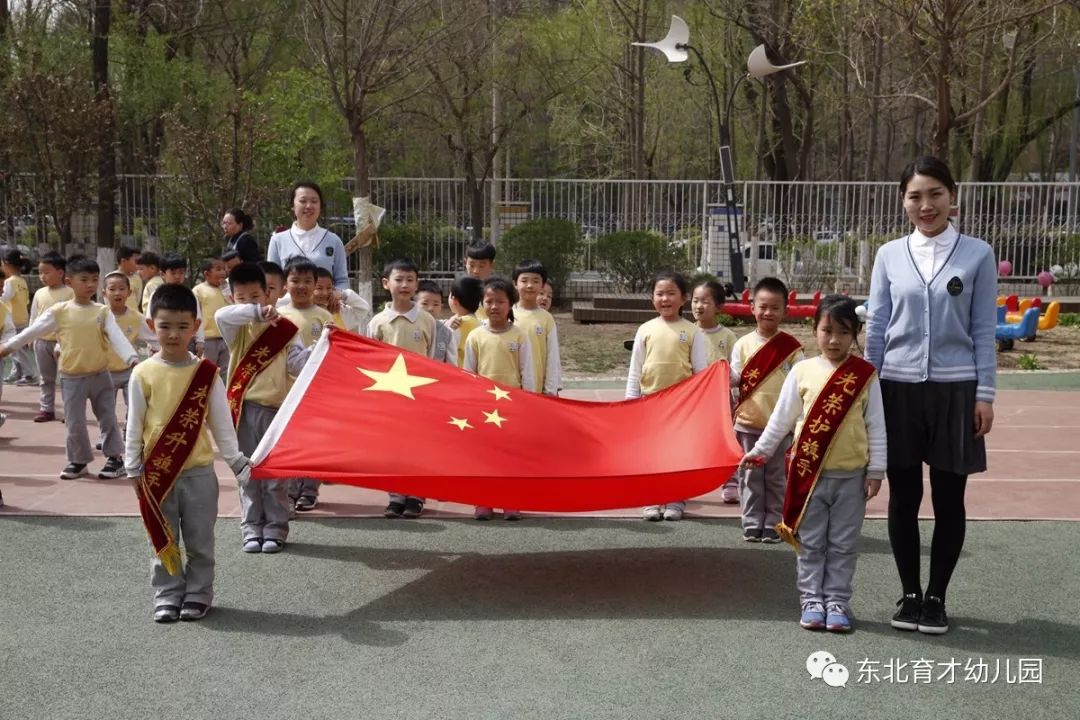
[946,276,963,296]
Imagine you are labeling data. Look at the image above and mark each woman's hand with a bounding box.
[973,400,994,438]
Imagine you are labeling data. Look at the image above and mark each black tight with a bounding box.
[887,465,968,601]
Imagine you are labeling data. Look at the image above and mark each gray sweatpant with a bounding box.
[11,326,34,378]
[61,369,123,464]
[737,429,789,532]
[203,337,230,381]
[34,339,59,413]
[150,463,219,608]
[109,367,131,427]
[292,479,322,500]
[236,401,289,542]
[795,471,867,610]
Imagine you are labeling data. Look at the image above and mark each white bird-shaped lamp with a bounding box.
[746,43,806,79]
[630,15,689,62]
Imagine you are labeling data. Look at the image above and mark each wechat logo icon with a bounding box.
[807,650,849,688]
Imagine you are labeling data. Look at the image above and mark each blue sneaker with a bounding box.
[826,603,852,633]
[800,602,826,630]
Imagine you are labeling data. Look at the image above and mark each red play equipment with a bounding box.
[723,290,821,319]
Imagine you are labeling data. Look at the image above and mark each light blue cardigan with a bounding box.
[865,233,997,403]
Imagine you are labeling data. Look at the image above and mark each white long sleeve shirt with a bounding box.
[745,356,887,479]
[2,302,138,369]
[214,304,312,375]
[123,354,248,478]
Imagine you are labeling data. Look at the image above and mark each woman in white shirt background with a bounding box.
[267,181,350,290]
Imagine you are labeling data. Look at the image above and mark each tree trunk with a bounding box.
[864,33,883,180]
[92,0,116,256]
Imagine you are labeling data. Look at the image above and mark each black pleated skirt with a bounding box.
[880,379,987,476]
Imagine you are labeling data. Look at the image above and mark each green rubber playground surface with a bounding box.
[0,517,1076,719]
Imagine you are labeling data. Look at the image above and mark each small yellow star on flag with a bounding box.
[483,409,507,428]
[448,417,473,431]
[357,353,438,399]
[487,386,511,401]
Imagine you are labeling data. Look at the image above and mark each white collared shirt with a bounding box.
[908,223,958,283]
[290,222,327,255]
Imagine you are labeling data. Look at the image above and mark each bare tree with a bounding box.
[301,0,472,302]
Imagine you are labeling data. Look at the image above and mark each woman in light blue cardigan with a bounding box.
[267,180,350,290]
[866,156,997,637]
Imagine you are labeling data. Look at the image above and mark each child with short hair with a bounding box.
[193,257,231,375]
[369,258,438,519]
[219,250,240,302]
[741,295,885,632]
[1,256,137,479]
[279,259,335,512]
[257,261,285,305]
[149,253,205,354]
[126,283,250,623]
[464,242,496,322]
[0,290,15,428]
[692,279,740,504]
[137,251,163,313]
[626,270,709,521]
[730,276,804,543]
[117,245,142,313]
[538,280,554,311]
[1,249,34,385]
[464,276,536,521]
[102,270,156,420]
[216,262,310,553]
[313,266,370,335]
[417,279,457,366]
[26,253,73,421]
[448,275,483,367]
[512,259,561,396]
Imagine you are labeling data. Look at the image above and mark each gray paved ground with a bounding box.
[1,517,1077,719]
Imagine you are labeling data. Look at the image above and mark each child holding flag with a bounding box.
[730,277,804,542]
[125,283,250,623]
[625,270,708,521]
[216,263,310,553]
[448,276,483,367]
[740,295,886,632]
[464,276,536,520]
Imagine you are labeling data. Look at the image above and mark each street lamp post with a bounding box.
[634,16,805,291]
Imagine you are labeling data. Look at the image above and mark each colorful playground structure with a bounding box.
[995,295,1062,350]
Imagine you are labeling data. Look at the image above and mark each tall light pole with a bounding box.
[634,16,805,291]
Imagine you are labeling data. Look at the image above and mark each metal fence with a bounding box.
[3,175,1079,297]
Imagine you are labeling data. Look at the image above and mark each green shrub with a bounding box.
[717,312,737,327]
[596,230,689,293]
[1016,353,1043,370]
[496,218,583,292]
[1060,312,1080,327]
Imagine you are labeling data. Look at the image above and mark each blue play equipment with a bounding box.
[996,307,1040,351]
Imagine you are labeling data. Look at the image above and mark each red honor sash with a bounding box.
[776,356,876,549]
[137,359,218,575]
[227,318,298,427]
[735,332,801,414]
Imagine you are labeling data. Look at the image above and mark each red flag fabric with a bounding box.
[251,328,743,512]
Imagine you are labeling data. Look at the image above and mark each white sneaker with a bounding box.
[642,505,663,521]
[721,484,740,504]
[663,506,684,521]
[242,539,262,553]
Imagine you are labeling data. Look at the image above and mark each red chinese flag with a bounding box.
[251,329,742,511]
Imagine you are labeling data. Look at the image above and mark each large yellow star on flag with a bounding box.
[483,409,507,428]
[357,353,438,399]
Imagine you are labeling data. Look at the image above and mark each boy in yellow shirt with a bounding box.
[730,277,804,542]
[464,242,496,322]
[126,283,250,623]
[512,259,561,396]
[193,256,231,375]
[117,245,143,313]
[26,253,74,421]
[369,258,437,519]
[100,271,156,438]
[137,251,163,313]
[1,249,34,385]
[447,276,483,367]
[216,263,310,553]
[1,256,137,479]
